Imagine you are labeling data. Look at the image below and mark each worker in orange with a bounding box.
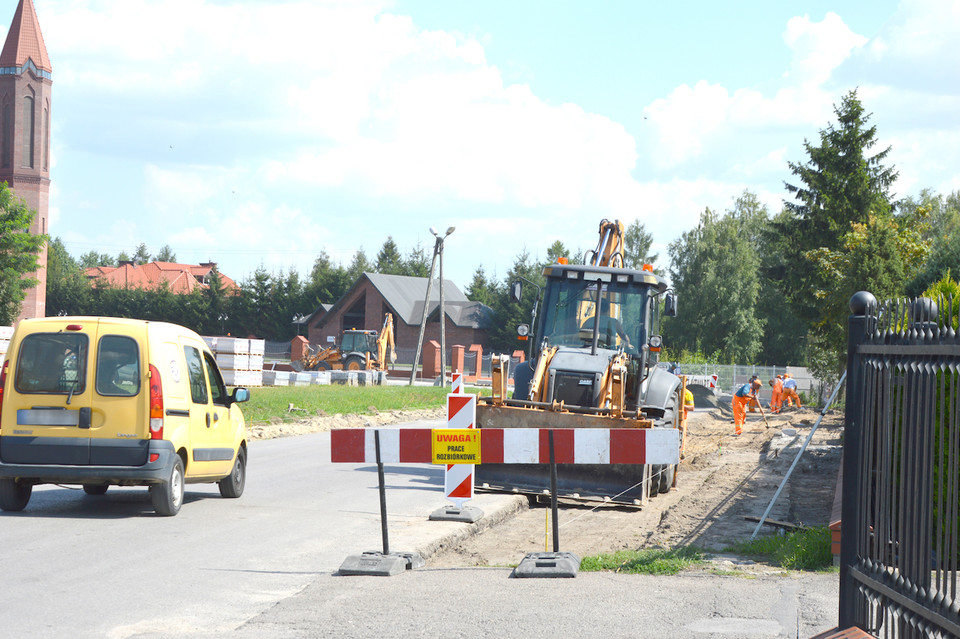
[781,373,801,409]
[732,378,762,436]
[769,375,784,414]
[747,375,760,412]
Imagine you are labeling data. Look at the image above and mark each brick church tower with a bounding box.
[0,0,51,322]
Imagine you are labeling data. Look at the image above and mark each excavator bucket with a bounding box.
[474,403,668,505]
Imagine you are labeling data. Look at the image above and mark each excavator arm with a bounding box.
[376,313,396,371]
[587,219,626,268]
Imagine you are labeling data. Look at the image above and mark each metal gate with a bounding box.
[841,292,960,638]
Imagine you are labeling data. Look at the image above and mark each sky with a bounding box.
[17,0,960,295]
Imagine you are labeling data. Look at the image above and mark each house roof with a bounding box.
[316,272,491,329]
[85,261,238,293]
[0,0,51,72]
[365,272,470,325]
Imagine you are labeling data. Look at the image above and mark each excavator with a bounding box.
[297,313,396,372]
[475,219,683,504]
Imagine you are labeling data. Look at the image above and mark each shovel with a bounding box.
[755,395,771,429]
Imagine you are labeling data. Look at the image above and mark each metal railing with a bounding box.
[840,292,960,638]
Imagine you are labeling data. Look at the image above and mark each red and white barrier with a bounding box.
[686,374,719,389]
[444,392,476,503]
[330,427,680,466]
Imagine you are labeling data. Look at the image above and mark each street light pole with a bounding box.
[408,226,455,386]
[436,226,454,386]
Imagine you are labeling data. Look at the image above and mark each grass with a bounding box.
[724,526,836,572]
[580,547,705,575]
[242,384,454,424]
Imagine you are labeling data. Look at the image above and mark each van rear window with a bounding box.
[96,335,140,397]
[15,333,89,394]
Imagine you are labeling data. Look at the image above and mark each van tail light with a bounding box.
[148,364,163,440]
[0,360,8,428]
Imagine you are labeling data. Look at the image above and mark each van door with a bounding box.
[1,328,94,465]
[88,325,149,466]
[182,342,234,477]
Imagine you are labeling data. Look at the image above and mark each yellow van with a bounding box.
[0,317,249,516]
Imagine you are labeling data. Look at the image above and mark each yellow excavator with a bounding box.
[298,313,396,372]
[476,219,683,504]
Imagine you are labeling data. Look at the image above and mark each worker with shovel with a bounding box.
[782,373,802,409]
[733,378,762,436]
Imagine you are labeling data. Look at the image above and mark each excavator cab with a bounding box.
[340,330,377,356]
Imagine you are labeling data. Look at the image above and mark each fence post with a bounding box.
[838,290,876,629]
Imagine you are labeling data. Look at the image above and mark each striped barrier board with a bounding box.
[330,427,680,466]
[444,392,475,501]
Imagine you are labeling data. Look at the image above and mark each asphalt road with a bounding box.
[1,422,839,638]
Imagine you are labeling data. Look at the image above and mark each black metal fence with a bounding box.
[841,292,960,638]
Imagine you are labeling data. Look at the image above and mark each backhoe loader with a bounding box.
[475,219,682,504]
[296,313,396,372]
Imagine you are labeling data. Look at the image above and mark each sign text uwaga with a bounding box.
[431,429,481,464]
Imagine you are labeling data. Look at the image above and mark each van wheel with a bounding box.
[0,478,32,511]
[151,455,185,516]
[218,448,246,498]
[83,485,108,496]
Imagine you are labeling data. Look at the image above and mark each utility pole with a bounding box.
[408,226,454,386]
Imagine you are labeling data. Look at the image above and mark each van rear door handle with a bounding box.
[206,413,211,428]
[79,407,92,429]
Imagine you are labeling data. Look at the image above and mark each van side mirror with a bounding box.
[511,280,522,303]
[664,294,677,317]
[232,387,250,404]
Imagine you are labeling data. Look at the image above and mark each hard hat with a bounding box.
[752,379,762,387]
[784,373,791,379]
[776,374,783,379]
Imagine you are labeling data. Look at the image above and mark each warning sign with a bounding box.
[431,429,481,464]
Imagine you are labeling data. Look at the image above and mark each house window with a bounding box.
[42,104,48,171]
[1,102,10,168]
[21,96,34,168]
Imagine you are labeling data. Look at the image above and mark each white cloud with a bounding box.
[783,12,868,86]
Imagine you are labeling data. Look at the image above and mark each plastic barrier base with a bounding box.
[338,551,424,577]
[512,551,580,578]
[428,505,484,523]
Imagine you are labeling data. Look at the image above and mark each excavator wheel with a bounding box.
[314,361,331,371]
[343,355,366,371]
[653,395,680,495]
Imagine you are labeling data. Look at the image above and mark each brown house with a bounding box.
[84,261,238,294]
[306,272,492,359]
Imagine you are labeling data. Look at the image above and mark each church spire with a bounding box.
[0,0,51,73]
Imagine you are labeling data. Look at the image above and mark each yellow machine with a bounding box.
[299,313,396,372]
[476,219,682,504]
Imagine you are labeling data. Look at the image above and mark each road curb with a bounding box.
[415,494,529,560]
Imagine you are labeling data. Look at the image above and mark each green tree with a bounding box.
[806,208,929,374]
[465,266,498,308]
[623,220,658,269]
[904,190,960,295]
[133,242,151,265]
[544,240,569,267]
[0,184,47,323]
[346,248,371,282]
[486,250,544,352]
[155,244,177,263]
[79,251,114,268]
[404,242,432,277]
[46,237,90,316]
[665,205,764,363]
[776,90,898,329]
[306,251,350,305]
[375,237,405,275]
